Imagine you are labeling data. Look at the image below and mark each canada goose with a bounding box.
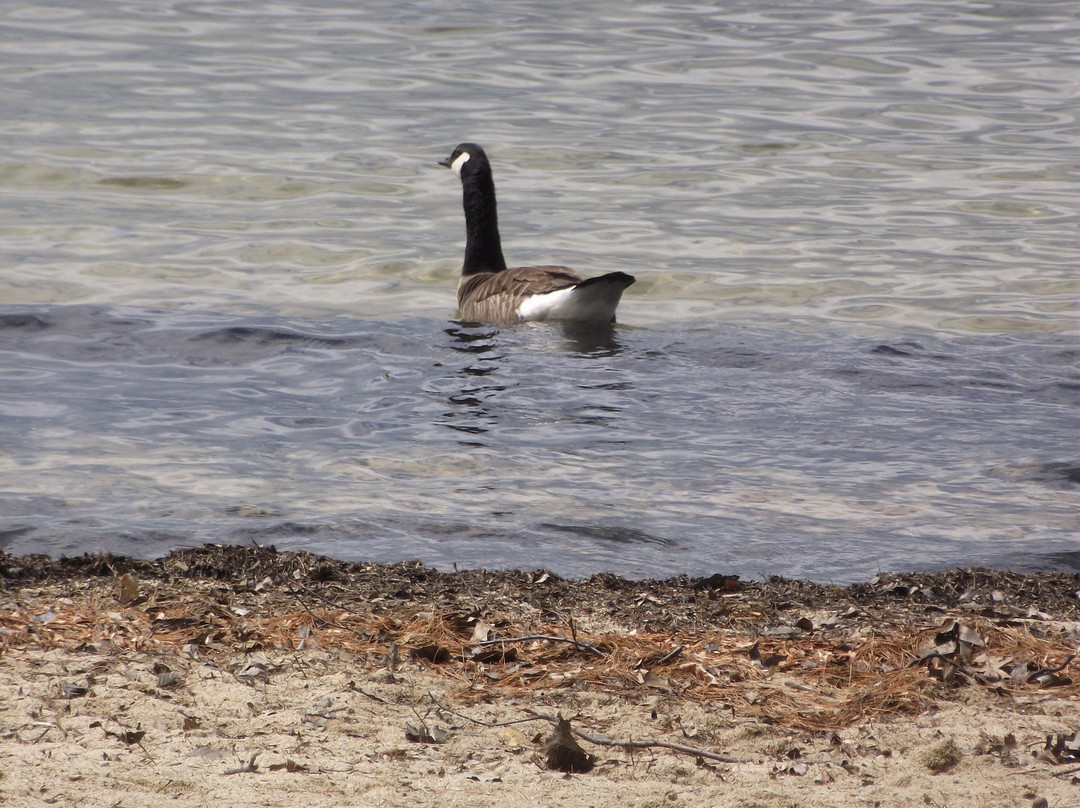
[439,143,635,326]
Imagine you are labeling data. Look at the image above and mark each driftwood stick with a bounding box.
[524,708,747,765]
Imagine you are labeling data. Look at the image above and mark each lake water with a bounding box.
[1,0,1077,581]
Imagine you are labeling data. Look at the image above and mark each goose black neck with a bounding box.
[460,160,508,276]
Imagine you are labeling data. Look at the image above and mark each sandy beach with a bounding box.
[1,545,1077,807]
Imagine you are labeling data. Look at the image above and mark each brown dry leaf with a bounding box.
[59,681,88,698]
[495,726,529,750]
[103,726,146,746]
[405,722,450,744]
[1044,729,1080,762]
[691,573,742,592]
[411,644,452,664]
[268,759,310,772]
[115,573,140,605]
[639,670,672,691]
[470,646,518,664]
[544,715,595,774]
[470,620,493,643]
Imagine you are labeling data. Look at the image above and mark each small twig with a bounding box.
[477,634,606,658]
[1051,764,1080,778]
[525,709,748,764]
[223,754,259,775]
[1026,654,1075,683]
[31,724,53,743]
[655,645,684,666]
[281,576,366,619]
[429,696,549,729]
[909,651,954,668]
[459,570,484,615]
[347,681,389,703]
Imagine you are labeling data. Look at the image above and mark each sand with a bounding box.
[1,545,1077,808]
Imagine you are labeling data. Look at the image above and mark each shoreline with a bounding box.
[2,544,1077,807]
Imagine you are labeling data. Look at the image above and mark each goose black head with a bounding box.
[439,142,488,179]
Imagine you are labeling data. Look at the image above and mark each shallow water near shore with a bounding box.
[0,0,1076,580]
[0,305,1076,581]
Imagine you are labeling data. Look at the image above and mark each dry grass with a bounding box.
[3,547,1076,733]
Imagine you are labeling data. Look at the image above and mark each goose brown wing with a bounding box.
[466,266,583,302]
[457,266,584,324]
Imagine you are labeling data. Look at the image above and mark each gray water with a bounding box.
[1,1,1077,581]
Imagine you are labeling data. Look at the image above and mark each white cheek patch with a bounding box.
[450,151,471,177]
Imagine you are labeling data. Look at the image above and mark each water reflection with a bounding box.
[439,321,632,442]
[557,321,628,357]
[443,324,501,354]
[441,324,506,441]
[445,320,628,358]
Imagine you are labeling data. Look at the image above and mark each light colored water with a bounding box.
[0,0,1077,580]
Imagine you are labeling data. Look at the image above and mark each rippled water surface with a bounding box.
[1,1,1077,580]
